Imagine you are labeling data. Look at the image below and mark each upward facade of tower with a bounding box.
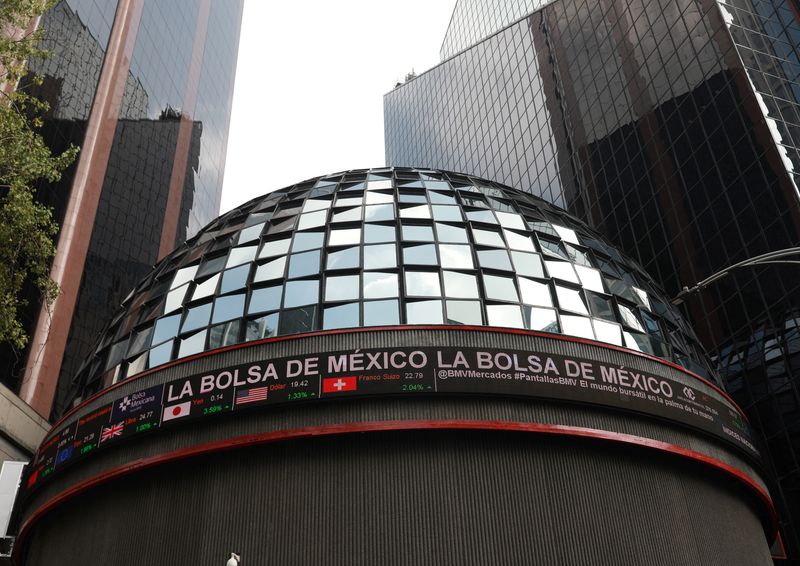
[385,0,800,557]
[0,0,244,429]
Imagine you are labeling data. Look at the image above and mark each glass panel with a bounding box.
[539,239,569,259]
[446,300,482,325]
[555,286,589,315]
[565,244,594,267]
[292,232,324,252]
[503,230,536,252]
[323,303,360,330]
[586,292,615,321]
[483,274,518,301]
[208,320,241,349]
[428,191,456,204]
[575,265,605,293]
[364,224,397,244]
[439,244,474,269]
[332,207,362,223]
[510,251,544,278]
[248,286,282,314]
[399,204,431,219]
[552,224,580,244]
[363,299,400,326]
[192,274,221,301]
[329,228,361,246]
[237,224,264,245]
[127,352,148,377]
[403,244,438,265]
[472,228,505,247]
[364,203,394,220]
[466,210,497,224]
[632,287,651,310]
[127,325,153,357]
[518,277,553,307]
[407,300,443,324]
[366,192,393,205]
[399,192,426,204]
[443,271,479,298]
[367,180,393,190]
[624,331,654,354]
[288,250,321,278]
[363,272,399,298]
[545,261,580,283]
[165,283,190,313]
[148,340,173,367]
[560,315,595,339]
[432,205,462,221]
[171,265,198,289]
[435,223,468,243]
[523,307,559,332]
[618,304,645,332]
[279,306,317,335]
[182,303,212,332]
[495,212,526,230]
[226,245,257,268]
[402,224,435,241]
[487,305,524,328]
[405,272,441,296]
[178,330,207,358]
[220,265,250,294]
[253,256,286,282]
[297,210,327,230]
[364,243,397,269]
[259,238,291,259]
[325,275,360,301]
[153,314,181,344]
[212,294,245,324]
[246,313,278,341]
[302,199,331,213]
[284,280,319,308]
[425,180,450,191]
[327,246,361,270]
[477,249,512,271]
[593,319,622,346]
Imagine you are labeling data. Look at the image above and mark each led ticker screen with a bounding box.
[28,346,758,490]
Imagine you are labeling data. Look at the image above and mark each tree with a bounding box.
[0,0,78,349]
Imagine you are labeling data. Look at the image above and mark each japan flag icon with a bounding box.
[162,401,191,422]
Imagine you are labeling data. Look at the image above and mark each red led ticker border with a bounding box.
[15,419,777,563]
[46,325,749,440]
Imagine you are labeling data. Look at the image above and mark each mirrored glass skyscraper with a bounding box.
[385,0,800,557]
[0,0,244,425]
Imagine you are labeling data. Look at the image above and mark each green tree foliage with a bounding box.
[0,0,78,348]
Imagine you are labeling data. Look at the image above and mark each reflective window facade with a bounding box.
[66,168,713,416]
[4,1,244,411]
[385,0,800,553]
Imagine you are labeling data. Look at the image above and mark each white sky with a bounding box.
[220,0,457,213]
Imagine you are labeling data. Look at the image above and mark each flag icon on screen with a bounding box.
[99,422,124,444]
[55,445,73,465]
[235,386,268,405]
[162,401,191,422]
[322,376,357,393]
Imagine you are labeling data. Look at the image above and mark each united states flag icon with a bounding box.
[235,386,268,405]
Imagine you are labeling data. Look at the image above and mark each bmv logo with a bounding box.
[682,386,695,401]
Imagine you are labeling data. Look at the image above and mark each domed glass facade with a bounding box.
[65,168,716,409]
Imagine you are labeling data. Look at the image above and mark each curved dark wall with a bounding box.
[22,431,771,566]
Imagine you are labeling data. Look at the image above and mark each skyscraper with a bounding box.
[385,0,800,557]
[0,0,244,427]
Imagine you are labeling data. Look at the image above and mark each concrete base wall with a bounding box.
[21,430,772,566]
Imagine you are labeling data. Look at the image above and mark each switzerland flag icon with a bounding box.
[322,376,357,393]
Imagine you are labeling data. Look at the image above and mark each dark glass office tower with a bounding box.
[385,0,800,557]
[2,0,244,422]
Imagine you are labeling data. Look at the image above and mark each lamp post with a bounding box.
[671,247,800,305]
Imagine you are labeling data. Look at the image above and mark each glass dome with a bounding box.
[65,167,716,411]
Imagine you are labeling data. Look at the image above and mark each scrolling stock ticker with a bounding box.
[28,346,758,489]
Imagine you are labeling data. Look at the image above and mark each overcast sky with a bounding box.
[220,0,457,213]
